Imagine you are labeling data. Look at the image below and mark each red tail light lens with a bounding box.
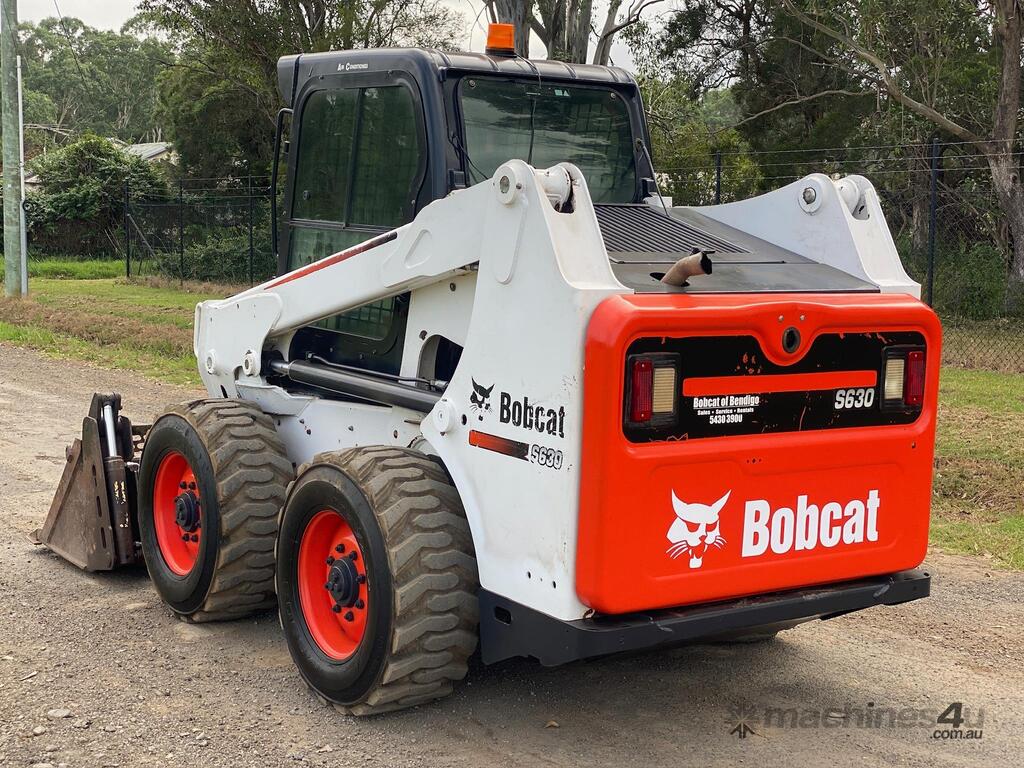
[629,358,654,422]
[904,350,925,406]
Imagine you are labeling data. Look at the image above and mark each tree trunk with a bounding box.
[593,0,624,65]
[988,0,1024,311]
[567,0,593,63]
[541,1,569,61]
[988,152,1024,311]
[492,0,532,57]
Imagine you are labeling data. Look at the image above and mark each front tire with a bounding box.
[276,447,478,715]
[138,399,292,621]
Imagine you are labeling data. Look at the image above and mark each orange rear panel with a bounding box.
[576,292,941,615]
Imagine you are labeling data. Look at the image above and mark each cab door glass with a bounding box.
[292,89,358,225]
[288,84,423,270]
[286,82,423,364]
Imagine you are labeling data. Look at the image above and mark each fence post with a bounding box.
[927,137,940,306]
[247,174,255,285]
[178,178,185,283]
[123,179,131,279]
[714,150,722,205]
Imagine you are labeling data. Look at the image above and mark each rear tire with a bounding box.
[138,399,293,621]
[276,447,478,715]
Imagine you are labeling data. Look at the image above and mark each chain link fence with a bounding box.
[124,176,274,286]
[124,141,1024,371]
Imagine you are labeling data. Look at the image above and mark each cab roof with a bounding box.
[277,47,637,108]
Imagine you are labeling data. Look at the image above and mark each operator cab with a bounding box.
[273,45,654,377]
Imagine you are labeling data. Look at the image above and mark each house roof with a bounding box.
[123,142,173,161]
[25,141,175,186]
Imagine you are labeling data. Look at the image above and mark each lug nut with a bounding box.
[348,551,358,562]
[332,605,341,614]
[190,534,199,542]
[181,534,189,541]
[357,574,366,584]
[344,611,354,622]
[335,544,345,554]
[355,599,364,609]
[188,482,196,490]
[179,482,187,489]
[326,556,335,565]
[324,582,331,590]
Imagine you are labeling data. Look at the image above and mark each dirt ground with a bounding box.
[1,344,1022,768]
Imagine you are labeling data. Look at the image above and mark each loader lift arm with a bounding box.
[194,163,581,405]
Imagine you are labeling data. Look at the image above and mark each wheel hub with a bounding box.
[174,491,201,532]
[298,510,369,660]
[326,555,359,607]
[152,451,203,576]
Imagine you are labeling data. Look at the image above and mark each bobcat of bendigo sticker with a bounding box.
[667,489,881,568]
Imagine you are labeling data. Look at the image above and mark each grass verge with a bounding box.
[29,258,126,280]
[931,368,1024,569]
[0,278,229,386]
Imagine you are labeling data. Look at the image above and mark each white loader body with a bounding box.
[194,161,917,621]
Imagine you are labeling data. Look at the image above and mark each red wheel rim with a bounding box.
[153,451,203,576]
[297,510,370,661]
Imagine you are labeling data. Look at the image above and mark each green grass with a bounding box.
[0,278,230,386]
[931,367,1024,568]
[28,258,125,280]
[0,320,200,385]
[1,277,1022,568]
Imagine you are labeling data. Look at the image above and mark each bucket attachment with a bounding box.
[30,394,149,571]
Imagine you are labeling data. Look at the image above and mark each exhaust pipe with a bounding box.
[660,248,714,287]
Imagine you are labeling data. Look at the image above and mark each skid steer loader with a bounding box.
[33,25,939,714]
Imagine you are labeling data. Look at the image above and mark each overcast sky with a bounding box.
[19,0,139,28]
[16,0,636,66]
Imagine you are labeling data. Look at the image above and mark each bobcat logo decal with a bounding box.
[469,379,494,420]
[667,491,730,569]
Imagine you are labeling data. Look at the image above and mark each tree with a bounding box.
[135,0,464,175]
[24,135,166,255]
[625,20,762,203]
[775,0,1024,298]
[658,0,1024,302]
[488,0,663,64]
[19,18,172,145]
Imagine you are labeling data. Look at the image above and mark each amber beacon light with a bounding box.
[486,23,516,56]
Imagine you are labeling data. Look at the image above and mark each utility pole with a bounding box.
[17,54,26,294]
[1,0,23,298]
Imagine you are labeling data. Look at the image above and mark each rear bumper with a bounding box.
[479,568,930,666]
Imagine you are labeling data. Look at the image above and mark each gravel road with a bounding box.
[1,344,1021,768]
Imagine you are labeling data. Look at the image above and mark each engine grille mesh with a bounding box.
[595,204,748,254]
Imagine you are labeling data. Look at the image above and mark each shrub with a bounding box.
[24,135,167,255]
[899,236,1014,320]
[152,228,273,284]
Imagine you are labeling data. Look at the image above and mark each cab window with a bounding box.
[459,78,636,203]
[287,83,423,346]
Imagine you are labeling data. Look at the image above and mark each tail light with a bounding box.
[629,358,653,422]
[883,347,926,409]
[626,354,679,426]
[904,350,925,406]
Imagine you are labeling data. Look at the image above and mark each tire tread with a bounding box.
[294,446,478,715]
[168,399,292,622]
